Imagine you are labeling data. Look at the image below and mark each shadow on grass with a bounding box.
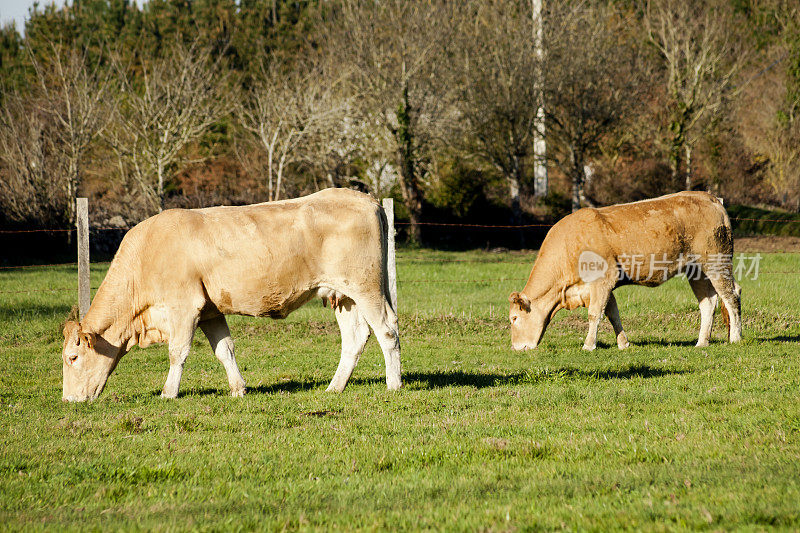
[631,339,698,348]
[172,364,686,397]
[757,334,800,343]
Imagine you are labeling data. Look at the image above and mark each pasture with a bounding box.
[1,248,799,530]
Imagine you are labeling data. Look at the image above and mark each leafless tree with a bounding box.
[325,0,460,242]
[0,93,66,226]
[237,58,349,201]
[30,43,111,226]
[544,1,641,212]
[455,0,542,224]
[737,5,800,209]
[645,0,747,189]
[108,44,228,212]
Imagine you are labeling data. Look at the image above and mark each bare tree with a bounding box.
[325,0,460,243]
[456,0,542,225]
[544,1,640,212]
[237,59,349,201]
[645,0,746,189]
[0,93,66,226]
[30,43,111,226]
[738,5,800,209]
[108,44,228,212]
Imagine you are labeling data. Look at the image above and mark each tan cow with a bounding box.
[61,188,401,402]
[508,191,742,350]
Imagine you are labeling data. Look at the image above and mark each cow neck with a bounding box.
[522,253,561,303]
[80,267,135,351]
[522,251,573,313]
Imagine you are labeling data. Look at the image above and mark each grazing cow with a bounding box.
[508,191,742,351]
[61,188,401,402]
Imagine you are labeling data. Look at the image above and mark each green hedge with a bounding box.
[727,204,800,237]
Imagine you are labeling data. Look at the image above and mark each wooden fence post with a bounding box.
[76,198,91,319]
[382,197,398,312]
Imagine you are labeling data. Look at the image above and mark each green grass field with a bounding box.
[1,249,799,531]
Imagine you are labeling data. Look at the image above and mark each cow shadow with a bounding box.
[631,339,699,348]
[756,334,800,343]
[172,365,685,397]
[405,365,687,386]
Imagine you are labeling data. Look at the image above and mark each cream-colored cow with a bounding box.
[62,188,401,402]
[509,191,742,350]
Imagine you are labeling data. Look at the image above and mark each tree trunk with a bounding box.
[276,153,287,201]
[580,164,595,208]
[395,83,424,244]
[398,149,424,244]
[684,144,692,190]
[509,154,525,248]
[569,146,584,213]
[267,147,274,201]
[66,158,78,227]
[157,161,165,212]
[670,115,686,189]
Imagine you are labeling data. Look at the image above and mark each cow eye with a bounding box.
[511,316,518,323]
[69,354,78,364]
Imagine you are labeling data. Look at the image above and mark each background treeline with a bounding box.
[1,0,799,246]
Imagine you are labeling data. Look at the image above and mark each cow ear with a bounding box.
[508,292,531,312]
[81,333,97,350]
[79,332,95,350]
[63,321,80,341]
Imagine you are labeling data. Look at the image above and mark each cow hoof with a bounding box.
[386,381,402,391]
[695,340,709,348]
[582,343,596,351]
[231,388,245,398]
[325,383,345,393]
[161,391,177,399]
[618,341,630,350]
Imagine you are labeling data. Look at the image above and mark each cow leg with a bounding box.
[356,297,402,391]
[162,314,199,399]
[689,276,718,347]
[583,286,612,351]
[199,315,246,397]
[326,298,371,393]
[605,292,629,349]
[707,274,742,343]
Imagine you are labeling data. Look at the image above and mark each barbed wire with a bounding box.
[1,215,799,236]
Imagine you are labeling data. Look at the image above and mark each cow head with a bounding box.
[61,321,121,402]
[508,291,553,350]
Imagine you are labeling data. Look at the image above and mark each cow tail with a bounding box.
[710,194,734,336]
[378,203,395,314]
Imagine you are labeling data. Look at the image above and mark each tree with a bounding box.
[236,58,348,201]
[456,0,542,225]
[108,43,228,212]
[645,0,746,190]
[0,93,67,226]
[30,43,111,226]
[544,1,640,212]
[738,3,800,209]
[324,0,459,242]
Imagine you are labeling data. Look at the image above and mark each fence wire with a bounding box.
[2,216,800,236]
[2,215,800,296]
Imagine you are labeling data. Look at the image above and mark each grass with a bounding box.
[1,248,800,531]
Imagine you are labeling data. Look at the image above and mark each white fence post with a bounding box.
[76,198,91,320]
[382,198,398,312]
